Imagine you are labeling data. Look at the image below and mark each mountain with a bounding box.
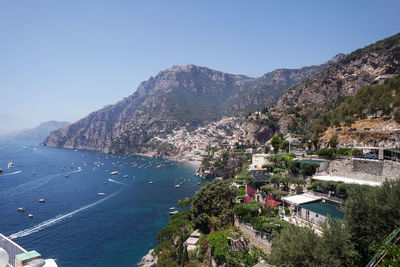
[6,121,70,142]
[43,59,339,154]
[316,74,400,148]
[275,33,400,111]
[243,32,400,144]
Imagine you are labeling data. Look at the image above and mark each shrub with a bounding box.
[394,109,400,123]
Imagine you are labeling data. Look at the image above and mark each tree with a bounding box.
[344,179,400,264]
[329,134,339,148]
[271,136,282,153]
[270,221,358,266]
[301,163,318,177]
[312,136,320,150]
[288,160,300,175]
[178,197,192,209]
[280,140,290,153]
[191,180,238,233]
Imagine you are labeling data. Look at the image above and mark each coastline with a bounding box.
[134,152,202,169]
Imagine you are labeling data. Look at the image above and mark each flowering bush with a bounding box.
[246,185,254,197]
[244,197,253,203]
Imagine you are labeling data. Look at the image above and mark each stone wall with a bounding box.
[327,159,400,182]
[234,216,271,252]
[353,159,383,176]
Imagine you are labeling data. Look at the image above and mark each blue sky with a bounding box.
[0,0,399,133]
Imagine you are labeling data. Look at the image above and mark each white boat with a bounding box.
[123,175,128,178]
[38,199,46,203]
[169,207,175,210]
[8,162,15,168]
[169,211,179,215]
[97,192,106,196]
[175,184,180,188]
[18,207,25,212]
[148,181,154,184]
[110,171,119,175]
[28,214,33,218]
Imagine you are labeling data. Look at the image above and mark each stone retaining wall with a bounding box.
[234,216,272,252]
[327,159,400,182]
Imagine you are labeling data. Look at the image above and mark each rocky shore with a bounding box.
[139,249,157,267]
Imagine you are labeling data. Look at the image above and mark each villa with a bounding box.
[0,233,57,267]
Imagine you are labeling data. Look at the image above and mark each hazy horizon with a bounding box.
[1,0,400,134]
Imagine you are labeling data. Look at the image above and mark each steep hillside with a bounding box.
[315,74,400,147]
[245,32,400,143]
[275,33,400,110]
[43,60,336,153]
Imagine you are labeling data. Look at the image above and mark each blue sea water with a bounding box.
[0,140,204,266]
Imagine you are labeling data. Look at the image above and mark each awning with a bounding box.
[281,194,320,205]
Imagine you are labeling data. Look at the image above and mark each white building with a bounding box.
[250,154,269,170]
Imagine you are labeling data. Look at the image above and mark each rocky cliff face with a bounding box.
[44,60,335,153]
[275,33,400,111]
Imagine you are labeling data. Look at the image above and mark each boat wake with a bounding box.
[9,189,123,239]
[108,178,127,185]
[0,170,23,176]
[3,169,83,196]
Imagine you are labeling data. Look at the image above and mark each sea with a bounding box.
[0,139,204,266]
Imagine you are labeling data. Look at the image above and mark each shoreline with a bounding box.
[134,152,202,169]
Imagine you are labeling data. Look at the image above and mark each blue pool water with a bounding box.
[0,140,204,266]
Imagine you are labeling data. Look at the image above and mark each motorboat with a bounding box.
[169,211,179,215]
[38,199,46,203]
[148,181,154,184]
[8,162,15,168]
[18,207,25,212]
[123,175,128,178]
[97,192,106,196]
[110,171,119,175]
[28,214,33,218]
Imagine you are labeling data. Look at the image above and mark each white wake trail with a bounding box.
[1,170,22,176]
[9,189,122,239]
[108,178,127,185]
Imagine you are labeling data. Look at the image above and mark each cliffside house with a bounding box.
[0,233,57,267]
[372,74,397,85]
[184,230,201,253]
[250,154,269,170]
[282,194,344,226]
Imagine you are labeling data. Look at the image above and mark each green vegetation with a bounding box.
[314,147,360,159]
[269,219,358,266]
[310,180,369,198]
[268,178,400,266]
[234,201,288,234]
[270,136,282,153]
[312,74,400,135]
[344,179,400,264]
[191,180,238,233]
[341,33,400,64]
[206,228,261,266]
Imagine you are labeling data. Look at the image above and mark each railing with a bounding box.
[366,228,400,267]
[0,233,27,267]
